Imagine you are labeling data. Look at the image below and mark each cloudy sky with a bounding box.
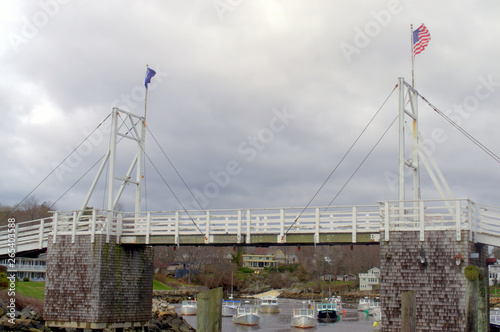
[1,1,499,214]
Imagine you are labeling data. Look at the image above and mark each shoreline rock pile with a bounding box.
[0,305,50,332]
[0,296,196,332]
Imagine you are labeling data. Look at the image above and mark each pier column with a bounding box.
[43,234,153,330]
[379,230,488,332]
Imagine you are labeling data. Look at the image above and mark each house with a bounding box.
[359,267,380,290]
[164,261,198,279]
[320,273,357,282]
[0,253,47,281]
[242,249,297,270]
[489,259,500,286]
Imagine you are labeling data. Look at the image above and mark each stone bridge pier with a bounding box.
[379,229,489,331]
[43,234,154,331]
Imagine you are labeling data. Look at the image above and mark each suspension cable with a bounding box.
[285,85,397,234]
[1,113,111,222]
[141,148,204,234]
[146,126,205,210]
[417,92,500,165]
[326,115,398,207]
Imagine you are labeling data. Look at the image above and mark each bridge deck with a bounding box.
[1,199,500,255]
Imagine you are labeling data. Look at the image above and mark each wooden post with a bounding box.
[477,268,488,332]
[401,290,416,332]
[464,265,480,331]
[197,287,223,332]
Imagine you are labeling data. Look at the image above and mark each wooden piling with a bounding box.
[401,290,416,332]
[477,268,488,332]
[464,265,488,332]
[196,287,223,332]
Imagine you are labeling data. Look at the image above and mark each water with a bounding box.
[175,298,381,332]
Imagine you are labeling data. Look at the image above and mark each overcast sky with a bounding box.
[1,1,499,214]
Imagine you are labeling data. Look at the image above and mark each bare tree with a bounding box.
[0,196,54,225]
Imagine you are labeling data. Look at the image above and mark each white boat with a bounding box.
[329,296,344,312]
[258,296,280,313]
[291,307,317,329]
[222,299,241,317]
[491,308,500,331]
[372,307,381,322]
[232,305,261,326]
[365,297,381,316]
[180,300,197,316]
[358,296,371,311]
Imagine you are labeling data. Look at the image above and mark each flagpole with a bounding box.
[145,65,149,121]
[411,24,415,87]
[137,65,149,216]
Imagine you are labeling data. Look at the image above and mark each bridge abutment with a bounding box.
[380,230,488,331]
[43,234,154,330]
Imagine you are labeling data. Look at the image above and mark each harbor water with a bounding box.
[175,298,381,331]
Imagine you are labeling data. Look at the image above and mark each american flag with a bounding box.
[413,24,431,56]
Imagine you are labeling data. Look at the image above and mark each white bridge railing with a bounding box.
[1,199,500,255]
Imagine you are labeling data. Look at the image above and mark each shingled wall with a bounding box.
[379,230,488,331]
[44,234,153,328]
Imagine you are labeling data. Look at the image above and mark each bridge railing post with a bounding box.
[146,212,151,245]
[384,202,390,241]
[91,209,96,243]
[456,200,462,241]
[116,212,122,244]
[71,211,77,244]
[175,211,180,246]
[315,208,320,244]
[205,211,210,244]
[106,210,112,243]
[237,210,242,244]
[246,209,251,244]
[53,212,59,244]
[352,206,357,244]
[14,223,19,254]
[469,200,477,243]
[419,200,425,241]
[279,209,285,244]
[38,218,45,249]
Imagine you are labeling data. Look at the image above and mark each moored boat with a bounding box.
[316,302,338,323]
[232,305,261,326]
[329,295,343,311]
[180,299,197,316]
[491,308,500,332]
[291,308,317,329]
[222,299,241,317]
[365,297,381,316]
[258,296,280,313]
[291,307,317,329]
[358,296,370,311]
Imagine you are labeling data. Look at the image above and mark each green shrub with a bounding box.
[23,277,29,282]
[238,267,254,274]
[0,272,8,289]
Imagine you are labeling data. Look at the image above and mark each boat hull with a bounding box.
[358,303,370,311]
[222,305,237,317]
[259,304,280,314]
[317,310,338,323]
[222,300,240,317]
[291,316,317,329]
[180,306,197,316]
[232,313,260,326]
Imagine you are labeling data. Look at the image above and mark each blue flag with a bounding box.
[145,67,156,89]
